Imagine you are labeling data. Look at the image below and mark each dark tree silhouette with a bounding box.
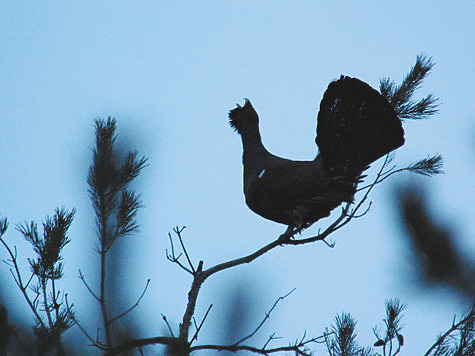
[396,184,474,355]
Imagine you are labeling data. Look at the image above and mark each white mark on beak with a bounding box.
[258,169,266,179]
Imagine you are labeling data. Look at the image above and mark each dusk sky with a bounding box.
[1,2,474,355]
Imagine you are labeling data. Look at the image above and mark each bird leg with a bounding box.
[278,226,296,244]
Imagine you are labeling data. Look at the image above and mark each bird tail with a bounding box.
[315,76,405,178]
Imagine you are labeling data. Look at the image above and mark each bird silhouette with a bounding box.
[229,76,405,233]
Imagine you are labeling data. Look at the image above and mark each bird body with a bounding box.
[229,76,405,231]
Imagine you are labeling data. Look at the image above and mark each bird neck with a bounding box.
[240,126,270,176]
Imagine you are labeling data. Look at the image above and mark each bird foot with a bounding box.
[278,226,295,244]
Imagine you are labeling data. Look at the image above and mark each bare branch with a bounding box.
[24,271,35,290]
[161,314,175,337]
[108,279,151,325]
[262,332,282,349]
[166,232,194,275]
[65,294,107,351]
[0,237,46,330]
[174,226,196,274]
[171,153,412,351]
[190,304,213,344]
[78,269,100,302]
[175,201,352,344]
[105,336,186,355]
[350,201,373,219]
[190,343,309,355]
[179,261,204,341]
[190,333,328,355]
[285,203,351,245]
[235,289,296,346]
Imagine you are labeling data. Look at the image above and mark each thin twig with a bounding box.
[161,314,175,337]
[108,279,151,325]
[167,254,194,275]
[356,153,419,193]
[352,154,391,213]
[357,167,407,191]
[350,201,373,218]
[174,226,196,274]
[25,272,35,289]
[166,232,194,275]
[166,232,183,263]
[0,238,46,330]
[262,332,280,349]
[190,304,213,344]
[78,269,100,301]
[65,294,107,351]
[192,316,198,333]
[9,268,21,288]
[393,338,402,356]
[235,289,296,346]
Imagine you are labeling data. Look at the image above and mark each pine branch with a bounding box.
[425,307,475,356]
[2,210,75,354]
[0,220,47,331]
[116,190,143,237]
[121,151,148,185]
[380,54,439,120]
[373,299,406,356]
[86,118,148,348]
[326,313,362,355]
[357,154,443,192]
[407,154,444,176]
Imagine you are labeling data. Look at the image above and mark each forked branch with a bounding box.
[234,288,296,346]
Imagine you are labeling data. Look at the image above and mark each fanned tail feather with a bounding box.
[316,76,405,178]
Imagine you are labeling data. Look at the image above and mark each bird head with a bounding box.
[228,99,259,134]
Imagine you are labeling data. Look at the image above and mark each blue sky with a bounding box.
[1,1,474,354]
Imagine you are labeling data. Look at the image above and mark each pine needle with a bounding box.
[407,154,444,176]
[380,54,440,120]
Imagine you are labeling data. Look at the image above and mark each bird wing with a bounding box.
[245,160,350,225]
